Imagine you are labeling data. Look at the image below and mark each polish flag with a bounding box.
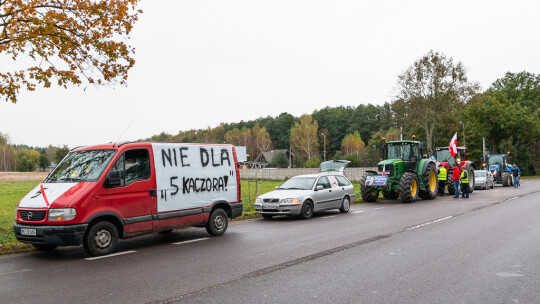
[449,132,458,157]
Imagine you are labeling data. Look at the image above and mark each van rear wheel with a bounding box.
[206,208,228,236]
[83,221,119,257]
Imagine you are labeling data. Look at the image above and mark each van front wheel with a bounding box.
[83,221,119,257]
[206,209,228,236]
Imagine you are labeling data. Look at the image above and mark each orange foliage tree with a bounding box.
[0,0,142,103]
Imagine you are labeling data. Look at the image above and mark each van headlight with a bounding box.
[48,208,76,221]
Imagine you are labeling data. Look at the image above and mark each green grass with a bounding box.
[0,181,39,253]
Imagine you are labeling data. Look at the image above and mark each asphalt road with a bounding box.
[1,180,539,304]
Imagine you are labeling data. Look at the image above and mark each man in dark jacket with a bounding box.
[452,164,460,198]
[511,164,521,188]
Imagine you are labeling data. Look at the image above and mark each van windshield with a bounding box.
[46,150,116,182]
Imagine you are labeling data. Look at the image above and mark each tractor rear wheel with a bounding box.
[360,173,379,202]
[447,174,455,195]
[466,164,475,193]
[419,163,437,200]
[399,172,419,203]
[502,171,511,187]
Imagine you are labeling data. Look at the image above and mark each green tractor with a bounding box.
[360,139,438,203]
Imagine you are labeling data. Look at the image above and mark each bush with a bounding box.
[343,154,360,167]
[273,152,289,168]
[303,157,321,168]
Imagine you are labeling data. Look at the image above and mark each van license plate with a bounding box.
[21,228,36,236]
[263,204,278,210]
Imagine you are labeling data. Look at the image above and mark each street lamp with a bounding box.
[321,132,326,161]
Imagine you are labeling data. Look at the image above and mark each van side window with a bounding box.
[316,176,331,189]
[109,149,150,187]
[335,175,351,186]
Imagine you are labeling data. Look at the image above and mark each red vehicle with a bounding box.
[14,143,243,256]
[434,146,475,194]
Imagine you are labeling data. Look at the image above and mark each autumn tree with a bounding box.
[0,0,142,103]
[341,130,366,159]
[396,50,478,152]
[290,114,319,160]
[252,125,272,156]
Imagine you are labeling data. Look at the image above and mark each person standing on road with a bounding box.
[452,164,460,198]
[511,164,521,188]
[437,164,447,196]
[460,167,469,198]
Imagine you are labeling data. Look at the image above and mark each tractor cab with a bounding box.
[435,147,466,170]
[485,154,513,186]
[381,140,424,172]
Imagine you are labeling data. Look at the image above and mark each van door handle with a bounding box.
[149,189,157,196]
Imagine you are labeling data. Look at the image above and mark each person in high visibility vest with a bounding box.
[460,168,469,198]
[437,164,447,196]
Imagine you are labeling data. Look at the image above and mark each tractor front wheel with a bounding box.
[419,163,437,200]
[399,172,419,203]
[360,173,379,202]
[502,171,511,187]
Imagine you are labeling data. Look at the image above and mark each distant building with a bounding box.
[253,149,292,167]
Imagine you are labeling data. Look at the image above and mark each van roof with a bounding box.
[71,142,235,152]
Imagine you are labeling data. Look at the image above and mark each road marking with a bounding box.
[84,250,136,260]
[173,238,209,245]
[374,207,384,210]
[505,197,519,201]
[352,211,365,214]
[406,216,453,231]
[321,215,337,219]
[497,272,524,277]
[0,269,31,276]
[393,204,403,207]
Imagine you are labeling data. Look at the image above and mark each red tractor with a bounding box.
[434,147,475,195]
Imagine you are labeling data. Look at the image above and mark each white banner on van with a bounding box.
[152,143,238,212]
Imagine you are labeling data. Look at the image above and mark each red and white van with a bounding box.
[13,143,243,256]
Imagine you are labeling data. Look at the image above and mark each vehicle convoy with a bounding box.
[434,146,476,194]
[255,161,354,219]
[360,138,437,203]
[484,154,513,187]
[14,143,243,256]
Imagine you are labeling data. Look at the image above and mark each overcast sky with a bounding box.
[1,0,539,148]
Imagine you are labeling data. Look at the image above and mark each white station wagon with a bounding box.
[254,172,355,219]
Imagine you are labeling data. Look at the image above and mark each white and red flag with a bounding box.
[449,132,458,157]
[382,165,386,176]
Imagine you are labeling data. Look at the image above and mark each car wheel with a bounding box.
[206,208,228,236]
[299,201,314,219]
[339,196,350,213]
[484,182,487,190]
[262,214,273,220]
[83,221,119,257]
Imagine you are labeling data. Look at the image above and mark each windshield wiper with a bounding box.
[59,177,82,182]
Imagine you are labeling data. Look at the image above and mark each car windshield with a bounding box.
[278,177,316,190]
[46,150,116,182]
[488,155,504,166]
[386,143,412,161]
[475,171,486,177]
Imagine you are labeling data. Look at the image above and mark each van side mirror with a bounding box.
[105,169,122,188]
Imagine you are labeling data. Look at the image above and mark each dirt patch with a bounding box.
[0,172,48,182]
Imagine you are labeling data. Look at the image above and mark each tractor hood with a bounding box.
[378,159,400,166]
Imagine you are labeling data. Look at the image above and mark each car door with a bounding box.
[327,175,345,208]
[335,175,353,204]
[104,148,156,235]
[312,176,335,211]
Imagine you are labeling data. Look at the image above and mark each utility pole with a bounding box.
[460,121,466,148]
[321,132,326,161]
[482,137,486,160]
[400,127,403,141]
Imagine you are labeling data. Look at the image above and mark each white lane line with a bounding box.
[84,250,137,261]
[0,269,31,276]
[352,211,365,214]
[374,207,385,210]
[322,215,337,219]
[406,216,453,231]
[173,238,209,245]
[393,204,403,207]
[505,197,519,201]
